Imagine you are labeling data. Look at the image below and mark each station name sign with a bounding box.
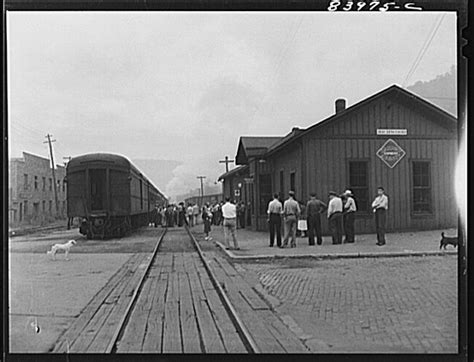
[376,129,407,135]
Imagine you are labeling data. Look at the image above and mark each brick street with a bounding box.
[237,255,457,353]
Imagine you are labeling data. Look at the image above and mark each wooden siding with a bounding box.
[263,93,457,234]
[315,96,454,139]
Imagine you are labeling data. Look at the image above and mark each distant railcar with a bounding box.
[66,153,167,239]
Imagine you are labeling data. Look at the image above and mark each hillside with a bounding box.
[407,65,457,117]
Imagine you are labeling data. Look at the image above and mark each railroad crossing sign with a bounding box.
[234,189,240,197]
[376,139,406,168]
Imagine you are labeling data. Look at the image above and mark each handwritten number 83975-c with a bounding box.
[327,1,423,11]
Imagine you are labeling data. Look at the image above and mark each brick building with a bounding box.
[220,85,458,233]
[9,152,67,226]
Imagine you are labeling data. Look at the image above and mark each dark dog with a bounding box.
[439,232,458,250]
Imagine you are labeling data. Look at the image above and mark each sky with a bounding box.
[7,11,457,199]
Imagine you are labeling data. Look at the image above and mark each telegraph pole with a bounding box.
[219,156,235,173]
[196,176,206,206]
[44,134,59,216]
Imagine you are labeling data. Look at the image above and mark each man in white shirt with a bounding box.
[187,204,194,227]
[267,193,283,247]
[281,191,301,248]
[342,190,357,243]
[371,186,389,246]
[327,191,343,244]
[221,197,240,250]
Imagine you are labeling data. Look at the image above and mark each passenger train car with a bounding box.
[66,153,167,239]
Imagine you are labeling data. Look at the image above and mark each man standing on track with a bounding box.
[281,191,300,248]
[306,193,327,246]
[221,197,240,250]
[371,186,388,246]
[187,203,194,227]
[267,193,283,247]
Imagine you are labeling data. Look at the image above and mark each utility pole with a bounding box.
[196,176,206,206]
[44,134,59,216]
[219,156,235,173]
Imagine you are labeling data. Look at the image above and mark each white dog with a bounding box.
[46,240,77,260]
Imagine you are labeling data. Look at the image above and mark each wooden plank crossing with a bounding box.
[178,256,202,353]
[116,229,250,353]
[55,228,298,354]
[116,253,168,353]
[162,268,182,352]
[52,253,148,353]
[140,272,168,353]
[71,254,148,352]
[204,251,309,353]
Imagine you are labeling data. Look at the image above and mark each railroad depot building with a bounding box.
[8,152,67,226]
[219,85,458,234]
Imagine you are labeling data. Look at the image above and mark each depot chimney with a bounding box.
[335,98,346,114]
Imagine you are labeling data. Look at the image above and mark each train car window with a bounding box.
[90,169,106,211]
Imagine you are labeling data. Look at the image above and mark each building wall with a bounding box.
[262,95,457,234]
[9,152,67,226]
[222,172,248,201]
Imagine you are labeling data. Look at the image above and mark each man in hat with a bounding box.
[342,189,357,243]
[327,191,343,244]
[306,192,327,245]
[371,186,388,246]
[281,190,300,248]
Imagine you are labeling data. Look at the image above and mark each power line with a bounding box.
[403,14,446,87]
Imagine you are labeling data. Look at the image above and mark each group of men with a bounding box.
[202,201,247,229]
[200,198,242,249]
[151,202,200,228]
[267,187,389,248]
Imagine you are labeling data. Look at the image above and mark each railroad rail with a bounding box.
[53,227,257,353]
[105,228,168,353]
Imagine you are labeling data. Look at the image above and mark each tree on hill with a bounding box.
[407,65,457,117]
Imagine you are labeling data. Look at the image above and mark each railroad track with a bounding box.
[53,227,257,353]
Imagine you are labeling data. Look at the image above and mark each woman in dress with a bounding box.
[202,203,213,240]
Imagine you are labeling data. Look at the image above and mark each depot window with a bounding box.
[412,161,432,214]
[348,161,369,212]
[290,171,296,194]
